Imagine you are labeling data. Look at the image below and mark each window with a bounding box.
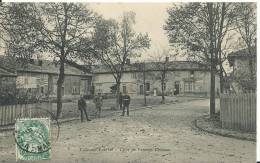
[131,72,137,79]
[72,86,79,95]
[163,82,166,91]
[184,81,193,92]
[123,85,127,93]
[190,71,194,77]
[146,82,150,91]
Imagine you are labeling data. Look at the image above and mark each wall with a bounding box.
[93,70,220,97]
[233,58,256,76]
[16,72,91,99]
[93,73,137,95]
[231,57,256,92]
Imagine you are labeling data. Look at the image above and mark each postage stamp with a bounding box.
[15,118,51,161]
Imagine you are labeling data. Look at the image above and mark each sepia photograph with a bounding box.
[0,1,257,163]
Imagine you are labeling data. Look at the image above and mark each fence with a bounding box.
[220,92,256,132]
[0,103,53,126]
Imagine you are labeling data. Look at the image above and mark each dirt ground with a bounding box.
[0,99,255,163]
[52,95,209,119]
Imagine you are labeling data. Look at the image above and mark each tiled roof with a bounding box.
[228,47,256,59]
[0,67,16,77]
[0,56,91,77]
[92,61,209,73]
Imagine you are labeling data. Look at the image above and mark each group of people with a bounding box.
[78,92,131,122]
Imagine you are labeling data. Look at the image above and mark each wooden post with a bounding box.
[14,104,17,122]
[4,105,7,125]
[241,93,245,130]
[0,106,3,126]
[253,92,256,131]
[220,94,223,127]
[245,93,249,131]
[21,104,24,118]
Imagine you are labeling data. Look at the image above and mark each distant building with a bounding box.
[227,47,256,92]
[0,56,92,100]
[92,61,220,97]
[0,67,17,90]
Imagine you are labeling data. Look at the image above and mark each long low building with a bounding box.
[92,61,220,97]
[0,56,92,101]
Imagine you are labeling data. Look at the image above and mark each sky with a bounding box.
[89,3,174,61]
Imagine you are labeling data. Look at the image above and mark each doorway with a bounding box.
[123,85,127,94]
[140,85,144,95]
[174,81,180,95]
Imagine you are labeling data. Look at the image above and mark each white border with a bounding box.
[1,0,259,3]
[257,0,260,162]
[2,0,259,162]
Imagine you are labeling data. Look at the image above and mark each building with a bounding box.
[227,47,256,92]
[0,66,17,105]
[0,56,92,100]
[92,61,220,97]
[0,67,17,89]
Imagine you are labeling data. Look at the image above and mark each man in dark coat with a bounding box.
[119,92,123,110]
[78,96,91,122]
[121,93,131,116]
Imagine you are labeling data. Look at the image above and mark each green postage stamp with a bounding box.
[15,118,51,161]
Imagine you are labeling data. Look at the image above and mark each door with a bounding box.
[140,85,144,95]
[123,85,127,94]
[174,81,180,95]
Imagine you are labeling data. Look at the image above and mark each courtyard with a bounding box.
[0,99,255,163]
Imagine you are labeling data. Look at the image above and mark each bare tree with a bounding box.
[1,3,99,118]
[93,12,151,109]
[147,49,176,103]
[36,3,99,118]
[164,2,236,117]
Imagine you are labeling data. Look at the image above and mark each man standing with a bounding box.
[121,93,131,116]
[119,92,123,110]
[78,96,91,122]
[94,93,103,118]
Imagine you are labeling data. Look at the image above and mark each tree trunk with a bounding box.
[161,81,165,104]
[143,63,146,106]
[56,57,65,118]
[115,80,121,110]
[208,3,215,117]
[217,3,226,94]
[248,48,254,84]
[219,65,224,94]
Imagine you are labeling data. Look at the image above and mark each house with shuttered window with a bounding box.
[0,56,92,100]
[92,61,220,97]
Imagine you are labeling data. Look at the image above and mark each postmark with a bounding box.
[15,118,51,161]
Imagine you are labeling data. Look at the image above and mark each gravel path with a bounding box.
[0,99,255,163]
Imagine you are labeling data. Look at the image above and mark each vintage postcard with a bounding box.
[0,1,257,163]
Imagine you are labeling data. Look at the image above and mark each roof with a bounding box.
[0,56,92,77]
[228,47,256,59]
[227,47,256,66]
[92,61,209,74]
[0,67,16,77]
